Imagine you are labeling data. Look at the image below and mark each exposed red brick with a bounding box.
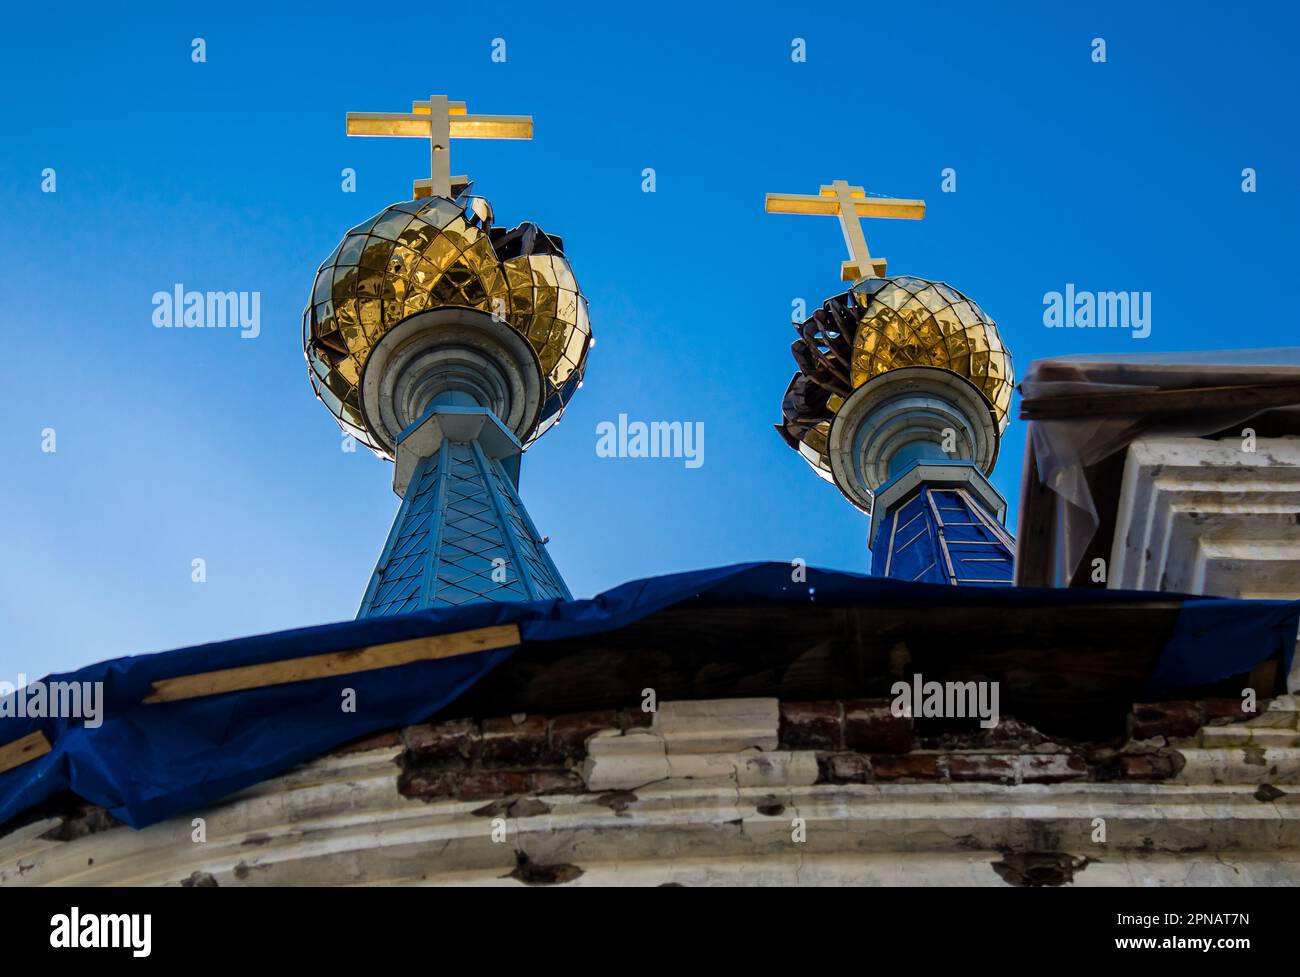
[333,729,403,756]
[1114,754,1174,781]
[827,754,869,783]
[947,754,1015,784]
[843,699,913,755]
[1019,754,1088,784]
[871,754,939,781]
[459,771,532,800]
[780,701,842,750]
[398,771,456,800]
[404,719,478,765]
[1202,698,1249,722]
[551,711,620,757]
[1128,702,1204,740]
[529,770,585,794]
[480,715,549,765]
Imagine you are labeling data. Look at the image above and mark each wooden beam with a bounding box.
[142,624,521,704]
[1013,435,1055,587]
[0,730,52,776]
[1020,381,1300,420]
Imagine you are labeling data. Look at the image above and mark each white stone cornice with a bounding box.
[1110,436,1300,595]
[4,696,1300,887]
[1109,435,1300,691]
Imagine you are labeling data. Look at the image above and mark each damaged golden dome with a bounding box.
[778,275,1013,479]
[304,193,591,457]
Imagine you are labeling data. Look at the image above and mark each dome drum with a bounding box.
[828,366,1001,515]
[360,307,544,457]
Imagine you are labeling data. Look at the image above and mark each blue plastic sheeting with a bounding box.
[2,562,1297,829]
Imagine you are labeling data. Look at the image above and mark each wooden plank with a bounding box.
[0,731,52,775]
[1013,435,1056,587]
[1020,380,1300,420]
[142,624,521,704]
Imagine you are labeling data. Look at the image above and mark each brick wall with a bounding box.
[387,696,1241,801]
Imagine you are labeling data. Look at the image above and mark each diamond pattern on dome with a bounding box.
[359,440,569,617]
[777,276,1013,478]
[304,195,591,458]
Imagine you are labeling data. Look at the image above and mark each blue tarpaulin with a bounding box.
[2,562,1297,829]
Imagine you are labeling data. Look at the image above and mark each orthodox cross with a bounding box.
[346,95,533,199]
[766,180,925,280]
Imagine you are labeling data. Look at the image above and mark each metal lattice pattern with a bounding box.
[359,440,569,616]
[870,486,1015,587]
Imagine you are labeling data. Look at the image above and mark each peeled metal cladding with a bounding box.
[777,275,1014,480]
[303,189,592,458]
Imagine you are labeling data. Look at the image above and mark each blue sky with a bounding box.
[2,1,1297,680]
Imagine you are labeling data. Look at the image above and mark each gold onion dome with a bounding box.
[304,192,591,457]
[778,275,1013,480]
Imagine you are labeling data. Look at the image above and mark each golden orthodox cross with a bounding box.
[765,180,925,281]
[346,95,533,199]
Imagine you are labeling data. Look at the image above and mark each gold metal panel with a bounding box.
[371,209,413,241]
[337,234,365,266]
[782,275,1014,476]
[304,196,591,457]
[846,276,1012,429]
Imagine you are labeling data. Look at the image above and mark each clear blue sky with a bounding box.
[2,1,1297,681]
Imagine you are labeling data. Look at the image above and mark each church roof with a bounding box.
[2,563,1296,831]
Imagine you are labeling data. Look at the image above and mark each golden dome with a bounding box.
[304,195,591,457]
[778,276,1013,478]
[849,277,1012,424]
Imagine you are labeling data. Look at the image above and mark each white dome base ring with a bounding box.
[828,367,1000,514]
[359,308,544,457]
